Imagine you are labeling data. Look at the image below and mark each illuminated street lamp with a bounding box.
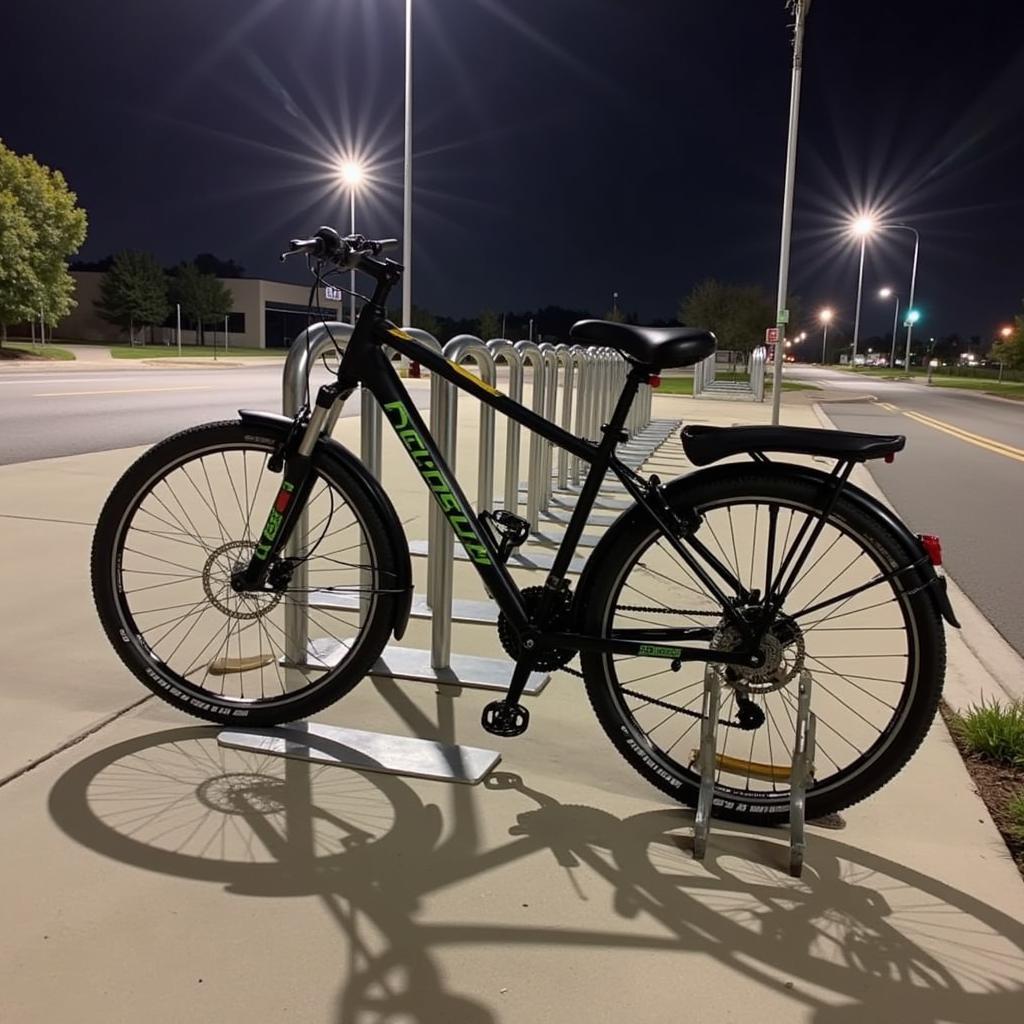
[1000,326,1013,339]
[338,160,365,324]
[849,214,876,364]
[878,287,900,368]
[819,307,833,364]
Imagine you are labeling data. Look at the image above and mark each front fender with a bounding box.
[574,462,958,630]
[238,409,414,639]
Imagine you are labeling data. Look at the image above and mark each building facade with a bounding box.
[57,273,343,349]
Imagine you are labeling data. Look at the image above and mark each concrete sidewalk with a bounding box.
[1,389,1022,1023]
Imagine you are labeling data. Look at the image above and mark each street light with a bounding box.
[338,160,365,325]
[878,287,900,368]
[819,307,833,364]
[1000,326,1013,339]
[848,213,877,364]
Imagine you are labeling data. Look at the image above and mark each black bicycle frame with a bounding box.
[243,271,763,669]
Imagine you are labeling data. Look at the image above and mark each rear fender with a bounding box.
[575,462,958,630]
[238,410,414,638]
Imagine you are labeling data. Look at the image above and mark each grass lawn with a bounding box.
[0,342,76,361]
[835,365,1024,398]
[656,377,818,396]
[110,345,285,359]
[927,377,1024,400]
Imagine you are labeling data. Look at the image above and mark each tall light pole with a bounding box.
[402,0,414,376]
[878,287,900,367]
[770,0,810,426]
[340,161,364,325]
[893,224,920,372]
[849,214,875,364]
[819,307,833,363]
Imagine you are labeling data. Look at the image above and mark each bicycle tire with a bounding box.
[91,419,402,726]
[578,468,945,825]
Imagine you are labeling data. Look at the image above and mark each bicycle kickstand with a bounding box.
[788,668,817,878]
[692,663,722,861]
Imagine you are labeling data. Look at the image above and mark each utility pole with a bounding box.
[770,0,810,425]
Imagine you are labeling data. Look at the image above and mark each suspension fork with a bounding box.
[232,382,353,591]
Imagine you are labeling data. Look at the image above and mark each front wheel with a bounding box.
[579,468,946,826]
[92,420,403,726]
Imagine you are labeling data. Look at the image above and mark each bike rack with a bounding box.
[691,666,818,877]
[219,322,680,785]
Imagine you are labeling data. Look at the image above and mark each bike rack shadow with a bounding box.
[48,720,1024,1024]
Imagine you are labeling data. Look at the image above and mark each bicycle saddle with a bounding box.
[569,320,716,369]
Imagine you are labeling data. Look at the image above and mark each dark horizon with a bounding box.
[6,0,1023,340]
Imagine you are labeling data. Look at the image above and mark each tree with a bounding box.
[991,319,1024,370]
[679,279,775,356]
[0,140,87,343]
[478,309,501,340]
[172,263,233,344]
[409,304,440,338]
[96,251,169,344]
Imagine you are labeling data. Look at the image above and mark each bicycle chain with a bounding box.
[559,603,747,729]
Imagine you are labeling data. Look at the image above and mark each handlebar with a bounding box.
[281,226,399,270]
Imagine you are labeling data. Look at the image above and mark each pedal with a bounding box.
[481,700,530,737]
[479,510,531,565]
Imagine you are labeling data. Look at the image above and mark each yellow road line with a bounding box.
[902,410,1024,463]
[33,385,214,398]
[879,401,899,412]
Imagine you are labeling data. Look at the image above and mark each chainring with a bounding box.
[498,585,577,671]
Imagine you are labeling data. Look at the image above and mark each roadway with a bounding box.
[0,363,430,466]
[789,365,1024,658]
[3,359,1021,658]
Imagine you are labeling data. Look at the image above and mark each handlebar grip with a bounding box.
[373,239,399,253]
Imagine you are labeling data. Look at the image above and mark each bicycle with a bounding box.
[91,226,960,826]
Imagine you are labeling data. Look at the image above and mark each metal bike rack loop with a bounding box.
[691,665,818,877]
[486,338,524,516]
[513,340,547,530]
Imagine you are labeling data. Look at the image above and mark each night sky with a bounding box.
[5,0,1024,340]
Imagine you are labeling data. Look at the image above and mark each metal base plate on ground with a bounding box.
[217,721,500,784]
[287,637,550,694]
[311,589,500,626]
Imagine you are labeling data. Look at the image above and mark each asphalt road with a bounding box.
[790,366,1024,658]
[0,363,429,466]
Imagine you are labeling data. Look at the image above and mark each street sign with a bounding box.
[765,327,780,344]
[766,343,777,362]
[778,309,790,324]
[324,284,343,302]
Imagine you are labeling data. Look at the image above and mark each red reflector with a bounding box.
[884,453,895,463]
[649,375,661,388]
[919,534,942,566]
[274,489,292,513]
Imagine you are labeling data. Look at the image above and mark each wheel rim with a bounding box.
[108,439,384,710]
[598,493,920,807]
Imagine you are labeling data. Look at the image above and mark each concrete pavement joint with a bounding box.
[0,513,95,527]
[0,694,153,791]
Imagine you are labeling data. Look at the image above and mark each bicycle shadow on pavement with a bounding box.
[49,724,1024,1024]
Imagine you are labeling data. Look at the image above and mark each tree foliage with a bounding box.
[0,139,87,342]
[992,316,1024,370]
[679,279,775,355]
[478,309,501,340]
[172,263,233,343]
[96,251,169,343]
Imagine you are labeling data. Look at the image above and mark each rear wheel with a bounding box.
[580,469,945,825]
[92,420,402,726]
